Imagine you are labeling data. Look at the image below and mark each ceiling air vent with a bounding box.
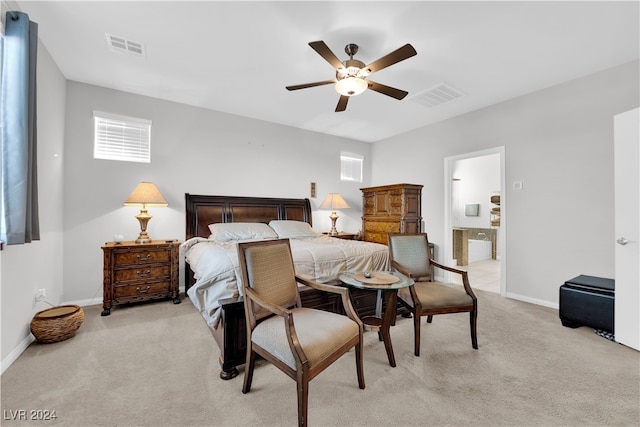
[410,82,465,108]
[105,33,145,57]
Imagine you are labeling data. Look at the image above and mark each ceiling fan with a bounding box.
[286,41,417,112]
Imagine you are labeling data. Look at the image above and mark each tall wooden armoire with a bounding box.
[360,183,423,244]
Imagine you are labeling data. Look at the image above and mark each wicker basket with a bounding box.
[30,305,84,343]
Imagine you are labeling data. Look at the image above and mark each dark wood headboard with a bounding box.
[185,194,312,240]
[184,194,313,290]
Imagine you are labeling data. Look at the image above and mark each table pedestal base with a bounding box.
[361,290,399,367]
[340,271,413,369]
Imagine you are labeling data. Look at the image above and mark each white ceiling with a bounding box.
[13,1,640,143]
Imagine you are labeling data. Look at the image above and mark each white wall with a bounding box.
[61,82,373,305]
[372,60,639,307]
[452,154,500,229]
[1,38,66,370]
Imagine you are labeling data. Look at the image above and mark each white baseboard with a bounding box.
[505,292,558,310]
[62,296,103,308]
[1,334,35,375]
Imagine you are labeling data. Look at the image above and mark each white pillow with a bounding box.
[208,222,278,242]
[268,220,318,238]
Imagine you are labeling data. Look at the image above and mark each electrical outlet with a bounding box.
[34,288,46,301]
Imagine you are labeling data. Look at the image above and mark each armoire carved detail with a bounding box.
[361,183,423,244]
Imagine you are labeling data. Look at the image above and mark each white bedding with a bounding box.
[182,235,389,329]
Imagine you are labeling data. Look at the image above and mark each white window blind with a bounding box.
[93,111,152,163]
[340,153,364,182]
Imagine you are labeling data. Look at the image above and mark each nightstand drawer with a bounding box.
[115,249,170,266]
[113,280,171,299]
[114,265,170,282]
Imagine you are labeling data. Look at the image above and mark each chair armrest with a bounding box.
[430,259,465,275]
[391,260,414,278]
[244,287,308,365]
[429,260,477,299]
[296,275,347,297]
[244,287,291,318]
[296,275,363,328]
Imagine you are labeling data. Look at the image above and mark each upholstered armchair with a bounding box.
[236,239,365,427]
[387,233,478,356]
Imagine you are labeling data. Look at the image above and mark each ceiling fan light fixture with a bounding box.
[335,77,368,97]
[287,41,417,110]
[357,68,371,78]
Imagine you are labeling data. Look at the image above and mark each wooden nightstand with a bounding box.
[101,240,180,316]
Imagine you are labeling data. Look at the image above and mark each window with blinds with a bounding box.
[93,111,152,163]
[340,153,364,182]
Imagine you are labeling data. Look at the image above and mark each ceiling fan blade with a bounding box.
[364,44,417,74]
[335,95,349,112]
[286,80,336,91]
[309,41,344,70]
[366,80,409,100]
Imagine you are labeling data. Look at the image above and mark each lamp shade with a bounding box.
[319,193,350,210]
[124,182,167,244]
[124,182,168,207]
[335,77,368,97]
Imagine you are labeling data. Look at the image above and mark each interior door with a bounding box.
[614,108,639,351]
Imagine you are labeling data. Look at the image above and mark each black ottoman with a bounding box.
[559,275,614,333]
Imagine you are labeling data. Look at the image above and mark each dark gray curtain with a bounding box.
[0,11,39,244]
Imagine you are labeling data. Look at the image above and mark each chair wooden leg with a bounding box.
[414,310,421,356]
[426,315,433,323]
[470,307,478,350]
[355,340,365,389]
[296,372,309,427]
[242,348,256,394]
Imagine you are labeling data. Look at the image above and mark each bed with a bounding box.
[183,194,390,379]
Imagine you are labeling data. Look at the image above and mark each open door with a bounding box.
[614,108,639,351]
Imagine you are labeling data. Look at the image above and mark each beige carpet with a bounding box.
[1,289,638,427]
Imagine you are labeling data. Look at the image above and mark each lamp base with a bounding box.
[328,211,339,236]
[135,209,153,244]
[135,235,152,244]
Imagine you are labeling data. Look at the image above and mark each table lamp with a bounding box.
[124,182,168,244]
[319,193,350,236]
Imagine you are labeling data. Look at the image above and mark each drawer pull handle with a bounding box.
[136,269,152,277]
[136,286,151,294]
[136,254,152,261]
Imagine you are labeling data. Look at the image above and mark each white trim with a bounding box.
[1,334,34,375]
[444,146,506,297]
[505,292,558,310]
[63,296,103,308]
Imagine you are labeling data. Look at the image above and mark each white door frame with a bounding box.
[443,146,506,296]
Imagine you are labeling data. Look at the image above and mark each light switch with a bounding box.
[310,182,316,198]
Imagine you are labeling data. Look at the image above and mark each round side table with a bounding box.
[339,271,413,367]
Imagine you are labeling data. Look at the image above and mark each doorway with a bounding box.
[444,147,506,296]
